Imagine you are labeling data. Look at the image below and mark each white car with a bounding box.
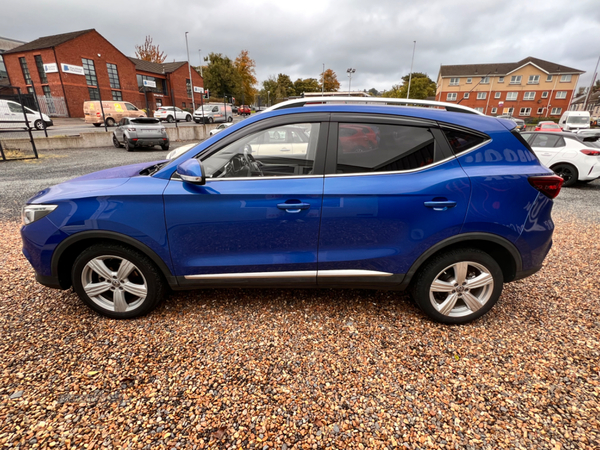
[209,122,234,136]
[154,107,192,123]
[0,99,53,130]
[165,142,198,160]
[522,131,600,186]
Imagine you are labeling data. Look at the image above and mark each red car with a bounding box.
[534,121,562,132]
[238,105,251,117]
[339,124,379,153]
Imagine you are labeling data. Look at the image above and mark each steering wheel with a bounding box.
[243,144,263,176]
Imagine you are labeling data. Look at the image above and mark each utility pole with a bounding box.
[407,40,416,99]
[185,32,195,111]
[322,63,325,95]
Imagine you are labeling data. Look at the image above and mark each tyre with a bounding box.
[71,243,166,319]
[124,139,132,152]
[93,123,102,127]
[185,115,192,122]
[208,117,214,124]
[161,144,170,151]
[194,119,200,124]
[34,119,46,130]
[227,116,233,122]
[105,118,115,127]
[551,163,578,187]
[112,135,122,148]
[409,248,503,324]
[167,115,175,123]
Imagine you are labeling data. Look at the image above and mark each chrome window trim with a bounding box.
[204,174,325,182]
[184,269,393,280]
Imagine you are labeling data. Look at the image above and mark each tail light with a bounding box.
[528,175,564,199]
[96,112,101,117]
[126,127,136,132]
[580,149,600,156]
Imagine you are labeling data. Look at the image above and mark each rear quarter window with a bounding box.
[442,127,488,155]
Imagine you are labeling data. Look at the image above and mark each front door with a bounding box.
[164,118,328,285]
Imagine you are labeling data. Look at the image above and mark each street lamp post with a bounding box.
[267,91,270,107]
[407,41,416,99]
[185,32,195,112]
[198,49,203,77]
[347,68,356,93]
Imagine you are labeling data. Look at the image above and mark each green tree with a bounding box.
[368,88,380,97]
[382,72,436,99]
[203,52,242,99]
[319,69,340,92]
[276,73,295,98]
[293,78,320,96]
[234,50,257,105]
[259,76,278,106]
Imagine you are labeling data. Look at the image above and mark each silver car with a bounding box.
[112,117,170,151]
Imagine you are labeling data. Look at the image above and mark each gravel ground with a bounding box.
[1,148,599,449]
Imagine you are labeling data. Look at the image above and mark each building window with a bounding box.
[541,91,549,98]
[42,85,52,97]
[528,75,540,84]
[491,107,497,114]
[82,58,98,87]
[510,75,522,84]
[449,77,460,86]
[519,107,531,116]
[556,91,567,99]
[507,107,514,115]
[474,107,484,112]
[498,76,505,83]
[446,92,457,101]
[106,63,121,89]
[466,78,472,84]
[112,90,122,101]
[88,87,100,100]
[182,102,186,108]
[537,108,544,115]
[494,92,501,99]
[551,107,562,115]
[186,78,192,97]
[480,76,490,84]
[0,55,7,80]
[506,92,518,101]
[27,86,34,94]
[477,92,487,100]
[463,93,469,99]
[560,74,572,82]
[34,55,48,84]
[524,92,535,100]
[546,75,553,82]
[19,57,32,84]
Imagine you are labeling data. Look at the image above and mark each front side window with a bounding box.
[8,102,24,113]
[506,92,518,101]
[106,63,121,89]
[476,92,486,100]
[34,55,47,84]
[336,123,439,174]
[528,75,540,84]
[555,91,567,99]
[201,123,319,178]
[524,92,535,100]
[560,74,572,82]
[19,57,32,84]
[125,103,138,111]
[82,58,98,87]
[446,92,457,101]
[449,77,459,86]
[510,75,522,84]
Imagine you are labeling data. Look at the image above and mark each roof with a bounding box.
[440,56,584,77]
[3,29,94,54]
[571,91,600,105]
[128,57,188,75]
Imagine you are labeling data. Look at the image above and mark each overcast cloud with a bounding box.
[2,0,599,93]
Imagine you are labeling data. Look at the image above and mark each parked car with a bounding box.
[231,105,239,114]
[84,101,145,127]
[154,107,192,123]
[339,124,379,153]
[558,111,590,132]
[112,117,169,151]
[521,131,600,186]
[534,121,562,132]
[165,142,199,160]
[209,122,234,136]
[193,104,233,123]
[497,115,526,132]
[21,101,563,324]
[238,105,251,116]
[576,129,600,138]
[0,99,53,130]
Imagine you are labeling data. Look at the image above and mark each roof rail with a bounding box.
[262,96,485,115]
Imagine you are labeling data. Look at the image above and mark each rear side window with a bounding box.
[442,127,487,155]
[335,123,438,174]
[530,134,565,148]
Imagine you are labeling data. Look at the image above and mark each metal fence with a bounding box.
[0,87,40,161]
[37,95,69,117]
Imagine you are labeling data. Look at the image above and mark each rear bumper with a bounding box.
[35,271,63,289]
[127,137,169,147]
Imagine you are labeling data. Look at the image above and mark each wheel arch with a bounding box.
[52,231,178,290]
[399,233,522,289]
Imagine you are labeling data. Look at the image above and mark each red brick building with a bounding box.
[2,29,203,118]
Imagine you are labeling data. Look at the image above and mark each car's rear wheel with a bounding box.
[161,143,169,150]
[93,123,102,127]
[208,117,214,123]
[185,115,192,122]
[551,163,578,187]
[105,118,115,127]
[112,135,122,148]
[410,248,503,324]
[71,243,166,319]
[167,115,174,123]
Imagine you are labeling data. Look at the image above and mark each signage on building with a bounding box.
[154,94,164,98]
[143,80,157,88]
[193,86,204,93]
[43,63,58,73]
[61,64,85,75]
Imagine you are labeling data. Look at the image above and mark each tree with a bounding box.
[203,52,242,99]
[134,36,167,63]
[259,76,278,106]
[294,78,320,95]
[368,88,380,97]
[382,72,436,99]
[320,69,340,92]
[276,73,295,99]
[234,50,257,105]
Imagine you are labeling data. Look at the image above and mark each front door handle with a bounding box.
[424,200,457,211]
[277,202,310,213]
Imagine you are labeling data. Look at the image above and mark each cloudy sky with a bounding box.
[2,0,599,93]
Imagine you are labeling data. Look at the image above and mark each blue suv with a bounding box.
[21,104,563,324]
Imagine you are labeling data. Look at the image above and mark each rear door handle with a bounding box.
[277,202,310,213]
[424,200,457,211]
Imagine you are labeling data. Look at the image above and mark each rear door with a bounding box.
[528,133,566,166]
[317,114,471,285]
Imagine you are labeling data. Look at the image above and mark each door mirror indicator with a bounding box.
[176,159,205,185]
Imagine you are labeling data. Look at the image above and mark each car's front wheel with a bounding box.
[185,115,192,122]
[71,243,166,319]
[551,163,578,187]
[410,248,503,324]
[34,119,46,130]
[112,135,122,148]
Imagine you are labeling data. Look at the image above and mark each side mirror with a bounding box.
[176,159,205,185]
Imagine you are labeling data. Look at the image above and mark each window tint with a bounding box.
[530,134,565,148]
[125,103,138,111]
[8,102,24,113]
[442,127,487,155]
[202,123,319,178]
[336,123,438,174]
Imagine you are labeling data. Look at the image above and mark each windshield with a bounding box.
[567,116,589,124]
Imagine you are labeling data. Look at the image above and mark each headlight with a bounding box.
[22,204,58,225]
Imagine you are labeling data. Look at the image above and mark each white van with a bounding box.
[193,103,233,123]
[0,99,53,130]
[558,111,590,132]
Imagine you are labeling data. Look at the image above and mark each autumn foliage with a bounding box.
[135,36,167,64]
